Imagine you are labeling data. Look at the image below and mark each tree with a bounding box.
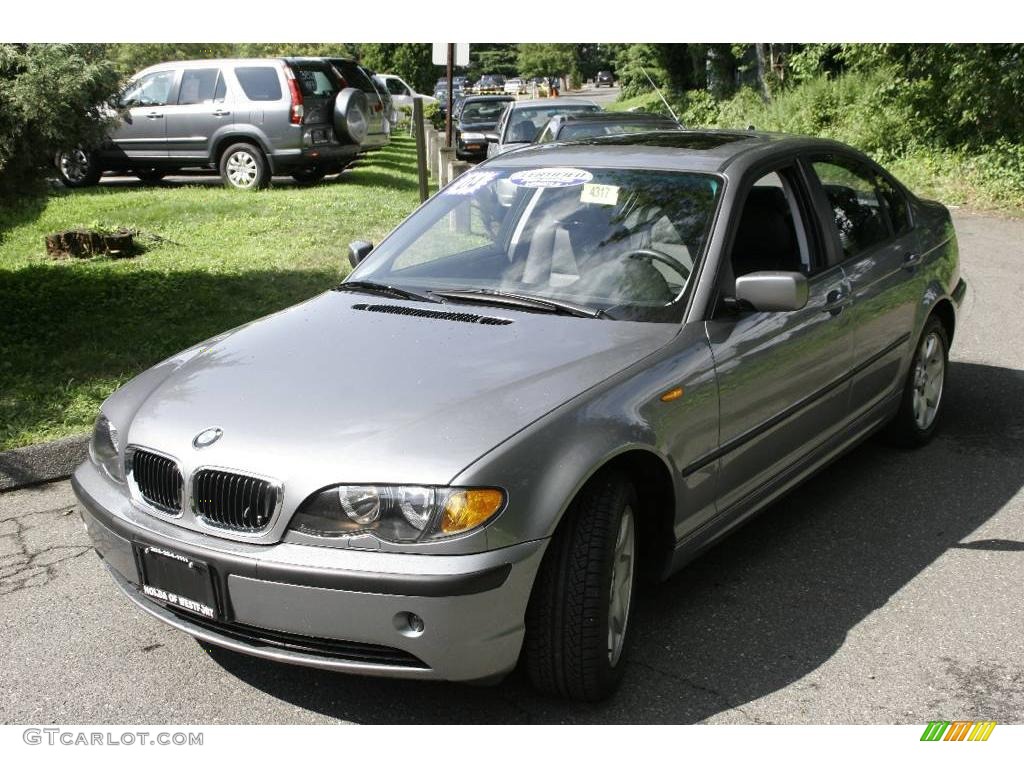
[0,44,120,199]
[517,43,575,82]
[354,44,436,93]
[469,44,518,79]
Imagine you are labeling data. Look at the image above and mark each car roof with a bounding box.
[511,97,600,109]
[553,112,678,125]
[486,129,850,174]
[138,58,287,73]
[462,94,516,103]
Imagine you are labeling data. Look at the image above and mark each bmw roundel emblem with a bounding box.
[192,427,223,449]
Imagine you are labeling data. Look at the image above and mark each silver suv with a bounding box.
[56,58,369,189]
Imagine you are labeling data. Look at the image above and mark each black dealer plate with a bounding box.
[136,545,219,620]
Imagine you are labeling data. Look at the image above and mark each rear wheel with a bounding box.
[524,472,638,701]
[884,316,949,447]
[56,148,101,188]
[219,143,269,190]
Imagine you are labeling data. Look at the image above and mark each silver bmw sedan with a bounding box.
[73,130,965,701]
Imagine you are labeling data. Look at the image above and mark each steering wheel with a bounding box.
[621,247,690,282]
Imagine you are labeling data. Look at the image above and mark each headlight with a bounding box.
[459,132,487,142]
[89,412,125,482]
[290,485,505,543]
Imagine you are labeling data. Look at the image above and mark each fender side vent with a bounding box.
[351,303,512,326]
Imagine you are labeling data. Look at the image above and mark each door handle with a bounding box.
[824,288,850,316]
[145,111,163,119]
[212,109,231,117]
[902,252,922,271]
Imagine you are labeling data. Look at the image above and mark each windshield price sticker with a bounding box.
[581,183,620,206]
[444,170,500,196]
[508,168,593,189]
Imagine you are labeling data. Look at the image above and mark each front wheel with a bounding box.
[884,316,949,447]
[56,149,101,188]
[524,472,638,701]
[219,143,269,190]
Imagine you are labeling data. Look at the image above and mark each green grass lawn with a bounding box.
[0,136,421,450]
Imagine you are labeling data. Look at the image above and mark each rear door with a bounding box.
[163,67,232,161]
[105,69,178,161]
[706,163,854,514]
[806,155,920,418]
[287,60,339,128]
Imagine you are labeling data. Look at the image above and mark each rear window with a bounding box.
[234,67,282,101]
[291,64,339,98]
[177,69,223,105]
[332,60,377,94]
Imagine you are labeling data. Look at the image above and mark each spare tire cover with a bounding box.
[334,88,369,145]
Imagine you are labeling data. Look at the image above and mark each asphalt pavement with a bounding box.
[1,210,1020,724]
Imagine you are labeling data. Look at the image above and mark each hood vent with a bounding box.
[351,303,512,326]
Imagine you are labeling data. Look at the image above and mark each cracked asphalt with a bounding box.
[1,211,1021,724]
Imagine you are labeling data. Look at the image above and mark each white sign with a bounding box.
[432,43,470,67]
[508,168,594,189]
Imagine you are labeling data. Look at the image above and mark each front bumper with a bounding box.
[72,461,546,681]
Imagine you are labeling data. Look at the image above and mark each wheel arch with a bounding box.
[212,131,271,167]
[552,446,677,581]
[929,296,956,344]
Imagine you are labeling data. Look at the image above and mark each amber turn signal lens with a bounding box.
[441,489,505,534]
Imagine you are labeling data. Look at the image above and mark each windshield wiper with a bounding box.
[432,288,606,319]
[335,280,442,304]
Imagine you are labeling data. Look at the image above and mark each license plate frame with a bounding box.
[135,544,220,620]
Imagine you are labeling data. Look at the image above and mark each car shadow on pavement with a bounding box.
[205,360,1024,723]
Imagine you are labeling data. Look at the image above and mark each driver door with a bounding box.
[706,163,854,513]
[104,69,178,162]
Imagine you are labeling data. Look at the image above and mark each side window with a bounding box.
[730,169,814,277]
[119,70,176,108]
[875,173,912,236]
[385,78,409,96]
[234,67,283,101]
[811,157,890,259]
[177,69,221,105]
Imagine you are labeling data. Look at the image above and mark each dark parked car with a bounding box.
[595,70,615,87]
[455,95,515,160]
[56,58,367,189]
[535,111,681,143]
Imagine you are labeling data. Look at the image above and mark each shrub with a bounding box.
[0,44,120,200]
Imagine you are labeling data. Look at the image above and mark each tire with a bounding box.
[135,168,166,184]
[884,316,949,447]
[524,472,638,701]
[219,143,269,190]
[56,148,101,188]
[334,87,369,145]
[291,168,327,186]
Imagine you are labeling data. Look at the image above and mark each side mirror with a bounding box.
[348,240,373,269]
[734,270,809,312]
[484,132,499,143]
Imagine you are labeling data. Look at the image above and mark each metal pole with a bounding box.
[445,43,454,148]
[413,97,429,202]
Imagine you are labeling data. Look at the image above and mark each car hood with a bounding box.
[120,290,677,493]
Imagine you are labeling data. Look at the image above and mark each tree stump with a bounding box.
[45,228,136,259]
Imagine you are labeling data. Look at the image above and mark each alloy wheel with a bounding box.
[607,505,636,667]
[912,331,945,430]
[226,150,259,189]
[60,149,90,183]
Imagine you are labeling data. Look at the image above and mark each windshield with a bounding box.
[461,100,513,122]
[351,166,721,322]
[507,105,601,143]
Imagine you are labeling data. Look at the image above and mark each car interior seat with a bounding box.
[731,186,803,276]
